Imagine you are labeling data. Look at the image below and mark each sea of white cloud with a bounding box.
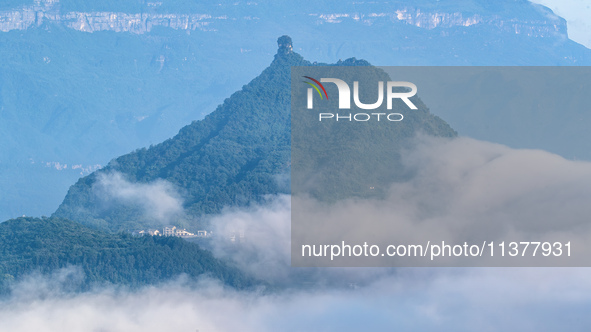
[3,135,591,331]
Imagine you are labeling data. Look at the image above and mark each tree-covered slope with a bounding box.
[0,217,257,294]
[54,36,456,231]
[290,64,457,202]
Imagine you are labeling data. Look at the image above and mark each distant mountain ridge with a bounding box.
[0,0,568,38]
[0,0,224,34]
[53,36,457,232]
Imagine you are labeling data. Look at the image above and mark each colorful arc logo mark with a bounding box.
[303,76,328,100]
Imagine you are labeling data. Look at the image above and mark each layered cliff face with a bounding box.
[0,0,567,39]
[0,0,225,33]
[313,8,565,38]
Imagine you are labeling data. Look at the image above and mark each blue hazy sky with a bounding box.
[530,0,591,48]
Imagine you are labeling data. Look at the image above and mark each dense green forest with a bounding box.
[54,38,305,231]
[291,63,457,201]
[0,217,258,294]
[54,36,456,231]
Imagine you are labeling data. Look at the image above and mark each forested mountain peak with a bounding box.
[54,36,456,231]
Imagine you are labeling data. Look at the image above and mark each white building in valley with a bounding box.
[133,226,209,238]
